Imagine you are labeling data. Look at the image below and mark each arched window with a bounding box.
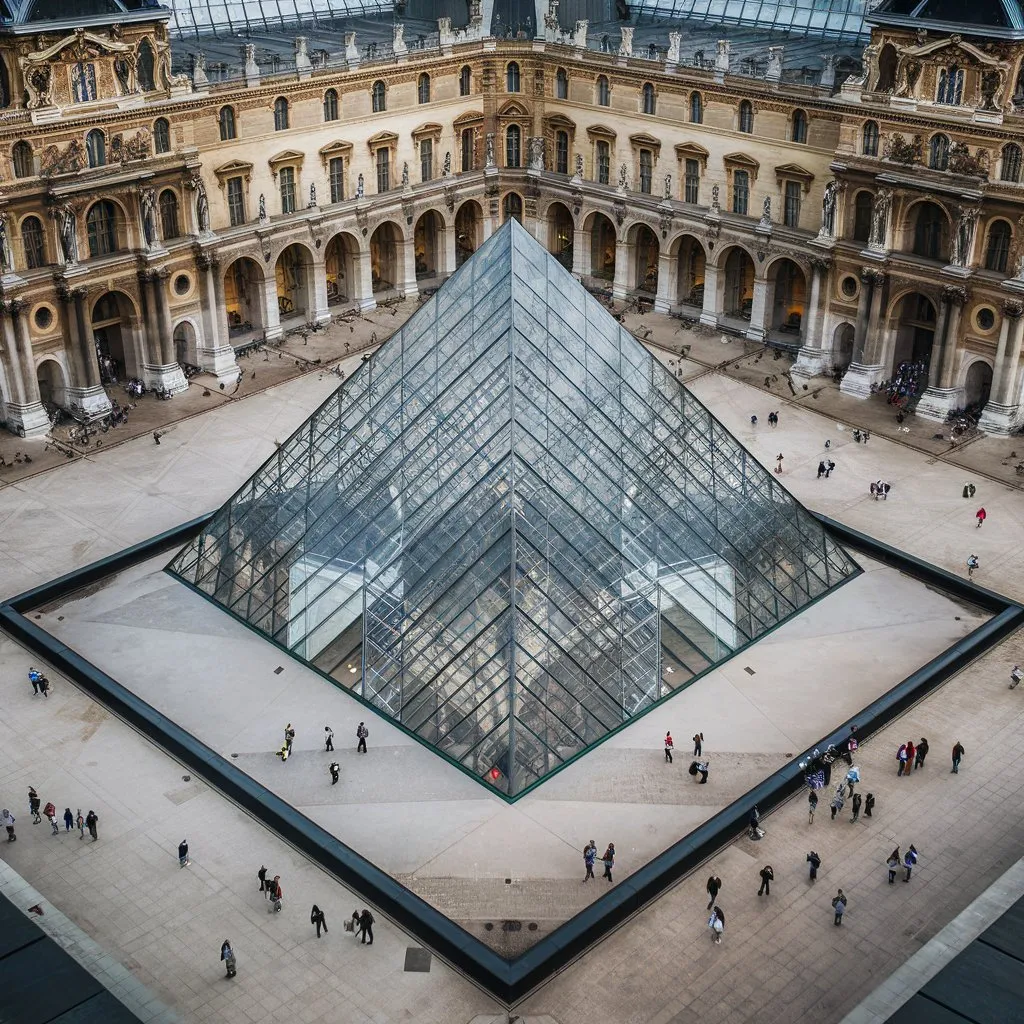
[600,34,611,53]
[86,200,118,258]
[929,133,950,171]
[985,220,1012,273]
[556,67,568,99]
[219,106,236,141]
[936,65,964,105]
[506,125,521,168]
[461,128,474,172]
[21,215,45,269]
[738,100,754,134]
[273,97,289,131]
[689,92,703,124]
[417,73,430,104]
[555,130,569,174]
[1001,143,1022,183]
[732,170,749,214]
[153,118,171,154]
[372,80,386,112]
[323,88,338,122]
[503,192,522,223]
[159,190,180,240]
[86,129,105,168]
[853,191,873,243]
[862,120,879,157]
[506,62,520,93]
[597,75,610,106]
[137,40,156,92]
[913,203,946,260]
[11,140,33,178]
[791,109,808,144]
[642,82,656,114]
[647,43,658,60]
[459,65,471,96]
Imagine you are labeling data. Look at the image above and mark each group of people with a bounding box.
[886,360,928,403]
[886,845,919,884]
[663,731,709,784]
[3,787,98,844]
[275,721,370,765]
[869,480,891,500]
[896,738,929,776]
[582,839,616,883]
[27,667,51,697]
[750,411,781,428]
[816,459,836,479]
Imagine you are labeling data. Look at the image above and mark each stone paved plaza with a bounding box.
[2,333,1024,1023]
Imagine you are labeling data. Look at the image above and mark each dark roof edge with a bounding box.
[0,8,169,34]
[864,12,1024,40]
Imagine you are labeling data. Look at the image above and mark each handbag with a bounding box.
[344,918,355,933]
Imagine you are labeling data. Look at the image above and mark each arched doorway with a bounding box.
[414,210,444,281]
[876,44,897,92]
[502,192,523,224]
[891,293,937,383]
[721,247,755,320]
[223,257,265,341]
[632,225,659,295]
[675,235,706,310]
[767,259,807,339]
[547,203,574,270]
[964,361,993,409]
[275,244,314,321]
[37,359,67,410]
[455,202,482,269]
[173,321,198,368]
[909,202,950,262]
[325,233,358,305]
[369,222,399,295]
[833,323,855,371]
[588,213,615,281]
[92,291,140,383]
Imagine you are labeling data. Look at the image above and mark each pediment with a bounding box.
[586,123,617,139]
[496,100,529,117]
[775,162,814,181]
[366,130,399,147]
[904,36,1002,67]
[319,140,353,158]
[23,29,132,64]
[629,132,662,149]
[213,159,254,179]
[544,113,577,130]
[675,141,709,168]
[411,122,444,137]
[268,149,305,168]
[453,109,485,126]
[723,152,761,172]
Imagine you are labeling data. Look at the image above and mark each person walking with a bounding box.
[952,740,965,773]
[664,731,674,763]
[28,667,42,695]
[750,414,758,427]
[689,759,709,784]
[268,875,283,912]
[178,839,190,868]
[2,809,15,842]
[258,865,268,894]
[28,787,40,824]
[1010,665,1022,689]
[692,732,703,757]
[329,761,340,785]
[310,904,328,938]
[849,792,862,823]
[706,874,722,910]
[807,851,821,882]
[967,554,979,579]
[76,809,84,840]
[63,808,73,833]
[886,847,900,884]
[914,738,929,769]
[220,940,236,978]
[602,843,615,883]
[358,908,374,944]
[808,790,818,824]
[85,810,98,841]
[897,743,908,776]
[829,783,846,821]
[904,845,918,882]
[708,906,725,944]
[832,889,847,925]
[817,460,826,479]
[43,801,58,835]
[284,724,295,755]
[775,453,784,474]
[825,459,836,478]
[583,840,597,882]
[864,793,875,818]
[758,864,774,896]
[976,507,987,528]
[904,741,916,776]
[324,725,334,751]
[356,722,368,754]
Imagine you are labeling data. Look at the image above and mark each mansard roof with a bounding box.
[869,0,1024,37]
[0,0,169,32]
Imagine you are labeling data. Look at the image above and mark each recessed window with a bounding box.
[689,92,703,124]
[420,138,433,182]
[597,75,610,106]
[86,129,105,168]
[34,306,52,330]
[11,140,33,178]
[273,97,289,131]
[506,62,520,93]
[372,80,386,113]
[936,66,964,105]
[503,192,522,223]
[985,220,1012,273]
[738,100,754,134]
[460,128,474,172]
[506,125,521,168]
[279,166,296,213]
[159,189,180,239]
[642,82,656,115]
[555,131,568,175]
[73,62,97,102]
[227,176,246,226]
[219,106,236,141]
[841,275,858,298]
[86,200,118,257]
[556,68,568,99]
[418,73,430,104]
[684,158,699,204]
[323,89,339,122]
[329,156,345,203]
[174,273,190,295]
[929,133,950,171]
[1001,143,1022,183]
[862,120,879,157]
[154,118,171,154]
[732,170,749,215]
[639,149,653,194]
[596,140,610,185]
[791,109,808,144]
[976,307,996,331]
[783,181,801,227]
[21,216,46,269]
[459,65,471,96]
[853,191,873,243]
[376,148,390,193]
[137,40,156,92]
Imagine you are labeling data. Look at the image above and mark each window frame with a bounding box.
[738,100,754,134]
[684,158,700,204]
[642,82,656,115]
[21,215,45,269]
[791,109,808,144]
[461,128,474,172]
[273,97,290,132]
[1001,143,1022,183]
[420,138,433,183]
[153,118,171,155]
[596,140,610,185]
[459,65,472,96]
[556,68,568,99]
[689,91,703,124]
[732,170,750,215]
[329,156,345,203]
[639,148,653,194]
[417,73,431,105]
[279,165,297,214]
[862,120,879,157]
[506,62,520,93]
[985,220,1012,273]
[219,106,236,141]
[86,200,118,258]
[783,180,802,227]
[12,140,33,179]
[506,124,522,169]
[372,80,386,113]
[597,75,610,107]
[323,88,339,122]
[86,129,105,168]
[929,133,950,171]
[555,131,569,175]
[375,147,390,193]
[158,189,180,240]
[227,176,246,226]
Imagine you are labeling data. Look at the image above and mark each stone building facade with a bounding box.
[0,0,1023,436]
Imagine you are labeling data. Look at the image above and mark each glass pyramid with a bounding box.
[168,220,859,798]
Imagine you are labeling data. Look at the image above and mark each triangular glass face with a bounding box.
[168,220,859,798]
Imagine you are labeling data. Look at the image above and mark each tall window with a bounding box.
[459,65,471,96]
[376,148,390,193]
[506,125,521,168]
[506,62,520,92]
[1001,143,1022,182]
[783,181,801,227]
[73,62,97,102]
[86,200,118,257]
[137,40,156,91]
[985,220,1012,273]
[597,75,610,106]
[862,120,879,156]
[689,91,703,124]
[11,140,32,178]
[791,109,808,144]
[913,203,946,259]
[273,97,289,131]
[556,68,568,99]
[853,191,873,242]
[329,157,345,203]
[279,166,296,213]
[642,82,656,114]
[153,118,171,154]
[936,66,964,105]
[684,158,700,204]
[555,131,569,175]
[21,216,45,269]
[227,176,246,226]
[418,73,430,104]
[596,140,610,185]
[86,129,105,168]
[420,139,433,182]
[732,170,749,215]
[503,192,522,223]
[929,133,950,171]
[219,106,236,141]
[159,189,180,239]
[323,89,339,122]
[461,128,474,172]
[639,149,653,194]
[372,80,386,113]
[738,100,754,134]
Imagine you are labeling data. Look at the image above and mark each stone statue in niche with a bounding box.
[58,203,79,263]
[0,213,12,273]
[139,187,157,246]
[258,193,267,221]
[663,174,672,199]
[821,179,839,236]
[356,173,364,198]
[869,188,893,246]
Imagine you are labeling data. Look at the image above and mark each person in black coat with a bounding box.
[310,904,328,938]
[358,908,374,944]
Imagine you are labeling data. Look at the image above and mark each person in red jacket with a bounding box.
[976,507,987,527]
[664,731,674,763]
[43,801,58,835]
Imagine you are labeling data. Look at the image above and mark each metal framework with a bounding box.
[168,220,858,797]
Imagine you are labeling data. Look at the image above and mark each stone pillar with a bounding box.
[841,269,887,398]
[153,270,188,393]
[355,249,377,311]
[745,277,770,343]
[196,253,239,386]
[443,225,457,278]
[917,285,967,422]
[571,227,587,280]
[58,286,88,387]
[791,257,830,380]
[73,290,100,389]
[0,304,26,405]
[65,287,111,418]
[311,259,331,324]
[399,237,419,300]
[6,300,49,436]
[700,261,719,327]
[979,301,1024,434]
[612,239,630,301]
[653,252,678,314]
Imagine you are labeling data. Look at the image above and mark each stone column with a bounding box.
[653,251,678,314]
[66,287,111,418]
[7,300,48,436]
[570,227,587,280]
[57,285,87,387]
[262,273,283,342]
[0,303,26,405]
[310,258,331,324]
[979,301,1024,434]
[443,224,457,279]
[611,239,630,301]
[745,277,770,343]
[355,249,377,311]
[196,253,239,386]
[841,269,887,398]
[917,285,967,422]
[399,237,419,301]
[791,256,830,379]
[699,261,720,327]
